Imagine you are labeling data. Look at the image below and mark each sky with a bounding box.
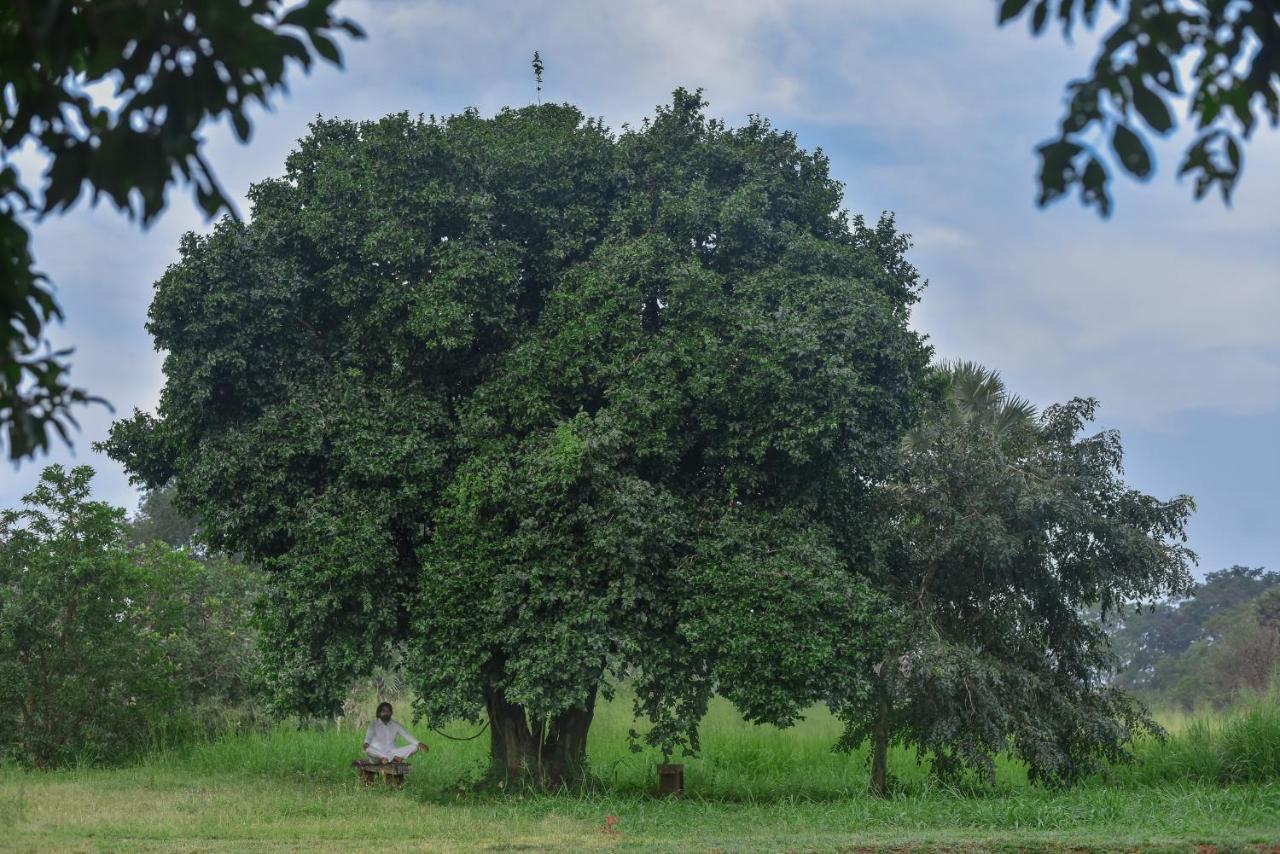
[3,0,1277,579]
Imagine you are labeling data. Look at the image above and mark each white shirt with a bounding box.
[364,718,420,755]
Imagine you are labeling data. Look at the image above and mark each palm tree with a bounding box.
[872,360,1039,795]
[902,360,1037,454]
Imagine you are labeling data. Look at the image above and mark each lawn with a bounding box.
[2,694,1278,851]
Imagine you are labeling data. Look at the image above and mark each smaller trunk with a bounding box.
[869,693,890,797]
[487,687,536,780]
[536,691,596,789]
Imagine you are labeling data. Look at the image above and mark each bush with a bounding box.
[0,465,260,768]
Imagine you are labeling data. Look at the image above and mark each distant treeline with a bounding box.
[1109,566,1280,710]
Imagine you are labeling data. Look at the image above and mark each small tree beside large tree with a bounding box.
[844,361,1197,794]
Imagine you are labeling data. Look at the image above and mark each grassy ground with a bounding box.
[2,693,1278,851]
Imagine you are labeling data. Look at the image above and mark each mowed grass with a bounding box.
[2,692,1278,852]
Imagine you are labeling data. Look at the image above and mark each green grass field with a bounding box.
[3,692,1278,851]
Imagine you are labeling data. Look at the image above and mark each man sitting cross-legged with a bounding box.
[363,701,427,764]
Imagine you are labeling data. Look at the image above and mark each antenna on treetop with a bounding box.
[532,50,544,105]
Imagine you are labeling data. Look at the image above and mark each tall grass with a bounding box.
[136,690,1030,801]
[116,683,1279,799]
[1127,686,1280,786]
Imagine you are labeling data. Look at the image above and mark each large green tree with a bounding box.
[1,0,362,460]
[844,361,1197,794]
[101,91,936,786]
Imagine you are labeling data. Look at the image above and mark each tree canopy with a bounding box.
[1,0,363,460]
[102,90,937,785]
[998,0,1280,215]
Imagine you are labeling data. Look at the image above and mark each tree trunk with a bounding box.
[869,692,890,797]
[486,686,534,780]
[484,684,597,789]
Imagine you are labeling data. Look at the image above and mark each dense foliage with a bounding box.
[1,0,363,460]
[0,465,260,768]
[102,90,937,784]
[127,484,263,718]
[842,362,1197,792]
[997,0,1280,215]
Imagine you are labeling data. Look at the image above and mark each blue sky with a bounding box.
[4,0,1277,578]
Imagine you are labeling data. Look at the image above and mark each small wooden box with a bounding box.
[657,763,684,796]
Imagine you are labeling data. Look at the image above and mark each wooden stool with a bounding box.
[352,759,411,788]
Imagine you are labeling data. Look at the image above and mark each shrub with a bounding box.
[0,465,258,767]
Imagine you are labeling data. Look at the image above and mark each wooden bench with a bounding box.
[351,759,412,787]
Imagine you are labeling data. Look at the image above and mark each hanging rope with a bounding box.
[429,720,490,741]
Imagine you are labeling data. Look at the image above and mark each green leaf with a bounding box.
[231,110,252,142]
[1080,155,1112,217]
[337,20,366,39]
[1132,83,1174,134]
[1226,135,1241,172]
[998,0,1034,24]
[311,32,342,65]
[1031,0,1050,34]
[1035,139,1083,206]
[1111,123,1153,178]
